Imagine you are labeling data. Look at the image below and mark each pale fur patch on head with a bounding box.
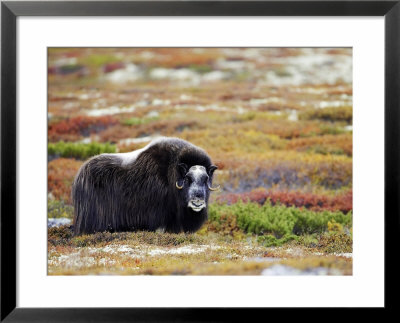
[188,165,207,181]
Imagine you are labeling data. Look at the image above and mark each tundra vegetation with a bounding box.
[48,48,352,275]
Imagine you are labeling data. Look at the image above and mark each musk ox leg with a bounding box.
[181,210,208,233]
[165,221,182,234]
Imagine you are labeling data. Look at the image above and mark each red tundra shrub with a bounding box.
[48,116,118,142]
[48,158,83,204]
[103,62,125,73]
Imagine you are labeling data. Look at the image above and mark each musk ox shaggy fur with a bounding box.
[72,137,219,235]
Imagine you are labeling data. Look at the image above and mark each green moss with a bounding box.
[80,54,120,67]
[58,65,83,74]
[208,200,352,242]
[121,116,159,126]
[257,234,298,247]
[48,141,116,159]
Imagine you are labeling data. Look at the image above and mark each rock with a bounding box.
[261,264,331,276]
[48,218,72,228]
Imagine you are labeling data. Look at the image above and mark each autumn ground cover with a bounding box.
[48,48,352,275]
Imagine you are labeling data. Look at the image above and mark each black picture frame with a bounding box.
[1,1,398,321]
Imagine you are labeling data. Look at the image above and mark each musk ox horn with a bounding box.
[176,181,184,189]
[208,184,220,191]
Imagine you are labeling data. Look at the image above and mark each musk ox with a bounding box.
[72,137,219,235]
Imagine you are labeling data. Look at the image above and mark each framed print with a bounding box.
[1,0,399,321]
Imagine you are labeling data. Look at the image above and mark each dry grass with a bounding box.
[48,226,351,275]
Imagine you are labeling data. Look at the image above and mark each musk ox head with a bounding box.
[175,163,219,212]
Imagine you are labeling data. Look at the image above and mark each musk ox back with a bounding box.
[72,137,219,235]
